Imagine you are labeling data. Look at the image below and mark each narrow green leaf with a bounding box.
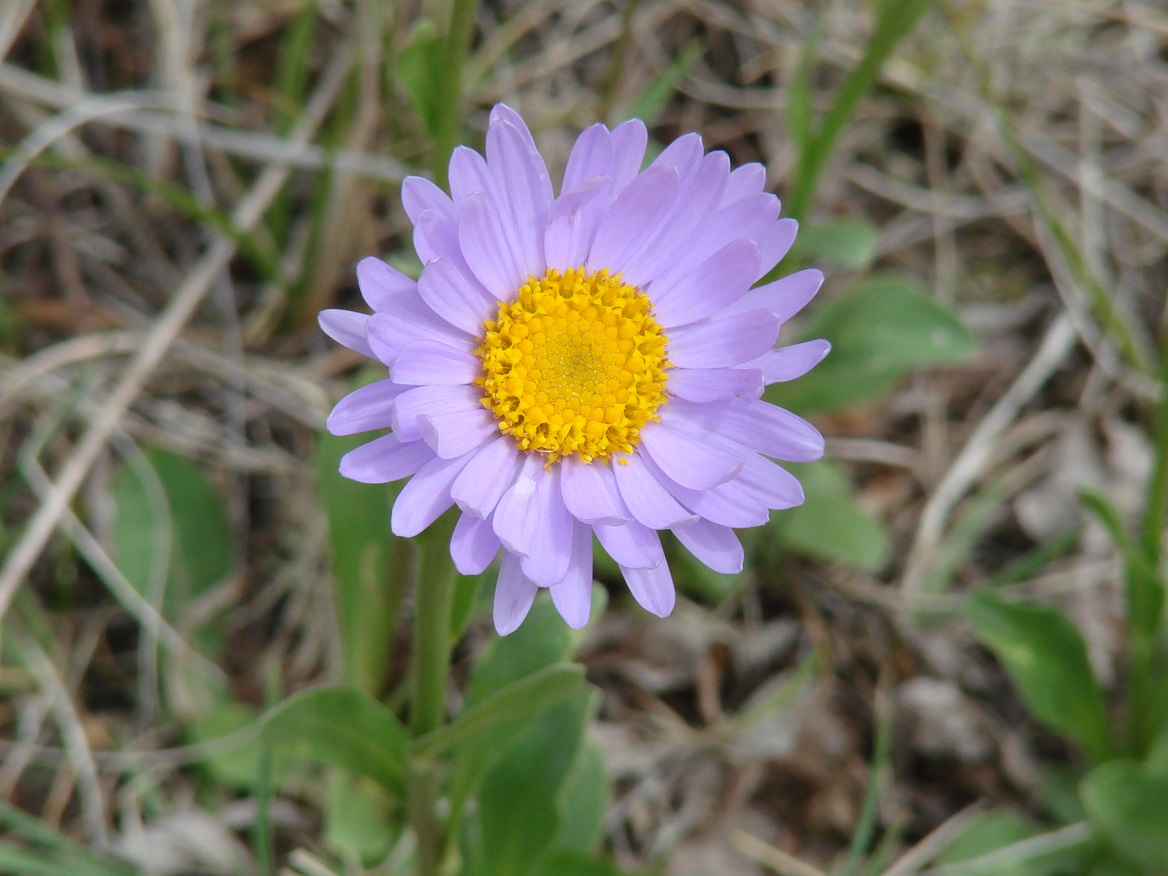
[936,811,1049,876]
[785,40,815,159]
[414,663,583,758]
[1081,760,1168,872]
[771,461,891,571]
[1079,488,1164,640]
[397,19,445,138]
[625,39,704,125]
[260,686,409,794]
[769,275,978,413]
[967,591,1113,761]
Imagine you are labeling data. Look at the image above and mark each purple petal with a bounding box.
[550,522,594,629]
[418,257,496,334]
[620,562,675,617]
[516,469,575,588]
[356,257,414,311]
[401,175,457,225]
[668,310,780,369]
[750,339,831,383]
[638,421,743,491]
[450,436,521,518]
[648,133,703,182]
[735,453,804,509]
[393,384,482,442]
[672,399,825,462]
[414,208,466,269]
[593,520,664,569]
[339,434,433,484]
[609,119,648,197]
[756,218,799,279]
[451,512,500,575]
[648,194,779,292]
[560,457,629,524]
[611,453,696,529]
[390,454,470,537]
[494,553,538,635]
[721,163,766,207]
[586,165,679,276]
[489,104,540,151]
[326,377,401,436]
[392,339,480,386]
[652,238,761,328]
[672,519,743,574]
[639,452,769,528]
[563,123,614,192]
[367,304,471,367]
[486,119,551,278]
[459,192,524,300]
[494,459,579,586]
[319,309,374,359]
[666,367,764,404]
[544,177,609,271]
[448,145,494,207]
[628,151,730,285]
[727,269,824,322]
[420,405,497,459]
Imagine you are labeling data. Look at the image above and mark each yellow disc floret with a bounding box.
[475,267,669,464]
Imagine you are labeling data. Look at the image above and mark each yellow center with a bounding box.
[475,267,670,464]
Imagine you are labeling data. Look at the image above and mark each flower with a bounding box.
[320,105,829,634]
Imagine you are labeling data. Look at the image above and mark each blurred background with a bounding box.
[2,0,1167,874]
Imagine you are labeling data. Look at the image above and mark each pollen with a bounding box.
[475,267,670,464]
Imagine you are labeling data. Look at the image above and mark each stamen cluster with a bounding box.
[476,268,669,463]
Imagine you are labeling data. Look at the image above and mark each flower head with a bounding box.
[320,105,829,634]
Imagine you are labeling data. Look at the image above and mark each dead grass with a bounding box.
[1,0,1166,874]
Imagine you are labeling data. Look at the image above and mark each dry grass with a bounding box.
[1,0,1166,874]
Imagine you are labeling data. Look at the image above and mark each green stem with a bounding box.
[406,512,458,876]
[408,762,446,876]
[431,0,481,188]
[411,511,458,737]
[1141,343,1168,567]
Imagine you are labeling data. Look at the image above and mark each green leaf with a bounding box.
[259,686,409,794]
[791,219,879,270]
[114,449,232,609]
[185,700,263,791]
[476,690,595,876]
[316,368,403,694]
[552,739,609,855]
[771,461,890,571]
[397,20,445,138]
[936,811,1041,876]
[324,773,396,866]
[967,591,1113,761]
[1081,760,1168,872]
[532,850,641,876]
[414,663,584,758]
[768,275,977,413]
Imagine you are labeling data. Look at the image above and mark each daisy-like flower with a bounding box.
[320,105,829,634]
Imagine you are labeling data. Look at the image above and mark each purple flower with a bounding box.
[320,105,829,634]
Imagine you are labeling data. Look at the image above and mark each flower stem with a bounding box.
[407,510,458,876]
[411,510,458,737]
